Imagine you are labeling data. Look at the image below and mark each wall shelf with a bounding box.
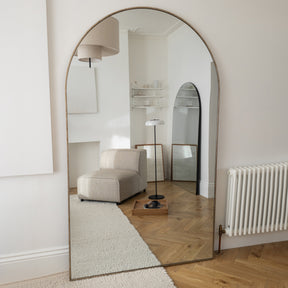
[131,86,167,109]
[132,95,164,98]
[174,88,199,108]
[176,95,198,99]
[174,106,199,109]
[131,87,164,90]
[133,105,165,109]
[68,139,100,144]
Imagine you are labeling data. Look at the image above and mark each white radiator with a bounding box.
[225,162,288,237]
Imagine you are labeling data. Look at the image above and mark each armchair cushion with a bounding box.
[77,149,147,203]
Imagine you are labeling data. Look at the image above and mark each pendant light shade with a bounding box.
[77,45,102,62]
[77,17,119,63]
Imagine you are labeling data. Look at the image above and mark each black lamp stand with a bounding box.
[149,125,164,200]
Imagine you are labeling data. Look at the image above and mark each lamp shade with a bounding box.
[77,45,102,62]
[77,17,119,63]
[145,119,165,126]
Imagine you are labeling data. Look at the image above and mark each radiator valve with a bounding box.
[218,224,226,254]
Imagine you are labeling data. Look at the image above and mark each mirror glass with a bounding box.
[172,144,197,181]
[135,144,164,181]
[172,82,200,193]
[67,8,218,280]
[67,66,97,114]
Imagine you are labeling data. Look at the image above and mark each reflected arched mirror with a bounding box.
[66,7,219,281]
[172,83,201,195]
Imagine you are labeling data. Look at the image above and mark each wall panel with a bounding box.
[0,0,53,177]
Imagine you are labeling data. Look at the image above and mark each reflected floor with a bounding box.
[69,195,160,279]
[119,181,214,265]
[172,181,196,195]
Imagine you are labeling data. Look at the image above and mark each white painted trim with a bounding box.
[215,230,288,251]
[0,246,69,263]
[200,181,215,198]
[0,246,69,285]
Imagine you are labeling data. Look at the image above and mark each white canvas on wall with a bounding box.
[0,0,53,177]
[67,66,98,114]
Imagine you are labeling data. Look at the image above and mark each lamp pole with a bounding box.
[148,120,164,200]
[154,125,158,197]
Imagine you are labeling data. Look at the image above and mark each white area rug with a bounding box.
[70,195,160,279]
[1,269,176,288]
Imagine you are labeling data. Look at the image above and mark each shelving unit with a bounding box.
[174,87,199,108]
[174,106,199,109]
[131,87,167,109]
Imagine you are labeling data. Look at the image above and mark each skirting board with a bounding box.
[200,181,215,198]
[0,246,69,285]
[214,228,288,251]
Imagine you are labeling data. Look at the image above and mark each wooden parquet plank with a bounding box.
[118,181,214,265]
[70,182,288,287]
[165,241,288,288]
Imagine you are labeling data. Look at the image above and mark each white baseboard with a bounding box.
[215,230,288,251]
[0,246,69,285]
[200,181,215,198]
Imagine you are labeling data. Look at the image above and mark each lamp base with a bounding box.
[144,200,161,209]
[149,194,165,200]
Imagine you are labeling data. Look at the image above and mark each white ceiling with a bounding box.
[114,9,183,36]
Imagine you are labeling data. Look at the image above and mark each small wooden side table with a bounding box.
[132,199,168,216]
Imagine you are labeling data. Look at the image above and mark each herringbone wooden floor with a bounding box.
[166,241,288,288]
[119,181,214,265]
[173,181,196,194]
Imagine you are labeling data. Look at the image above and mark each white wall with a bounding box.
[1,0,288,284]
[129,34,169,176]
[167,24,212,194]
[68,30,130,150]
[0,0,68,284]
[67,65,98,114]
[67,31,130,187]
[68,142,100,187]
[129,34,168,149]
[129,34,168,89]
[208,62,219,193]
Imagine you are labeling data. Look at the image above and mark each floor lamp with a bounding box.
[145,119,165,202]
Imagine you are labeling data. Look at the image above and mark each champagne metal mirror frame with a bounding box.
[65,6,221,281]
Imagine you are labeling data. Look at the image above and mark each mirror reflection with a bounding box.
[67,8,218,280]
[172,144,197,181]
[172,82,200,194]
[135,144,164,182]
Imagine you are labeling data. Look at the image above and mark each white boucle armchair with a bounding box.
[77,149,147,203]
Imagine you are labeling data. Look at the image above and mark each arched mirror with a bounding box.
[66,7,219,281]
[172,83,201,195]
